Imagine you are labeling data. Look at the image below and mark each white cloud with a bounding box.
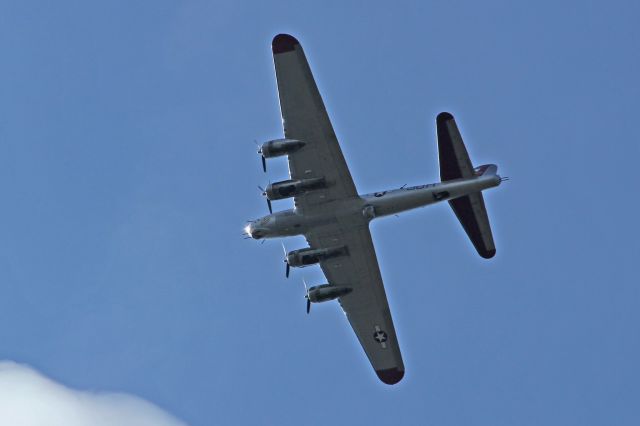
[0,361,187,426]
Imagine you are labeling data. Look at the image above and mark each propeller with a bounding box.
[257,185,272,214]
[282,242,290,278]
[303,278,311,314]
[255,140,267,173]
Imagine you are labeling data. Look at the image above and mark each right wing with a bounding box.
[305,222,405,385]
[272,34,358,214]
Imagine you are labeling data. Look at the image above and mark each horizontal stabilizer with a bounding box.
[437,112,474,181]
[449,193,496,258]
[437,112,496,258]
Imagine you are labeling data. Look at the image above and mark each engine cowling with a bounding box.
[307,284,352,303]
[362,204,376,220]
[258,138,305,158]
[265,177,326,200]
[286,246,348,267]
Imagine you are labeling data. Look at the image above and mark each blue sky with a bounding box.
[1,1,638,425]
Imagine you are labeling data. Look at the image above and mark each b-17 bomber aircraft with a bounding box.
[245,34,505,385]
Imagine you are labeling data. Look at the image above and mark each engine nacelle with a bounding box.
[265,177,327,200]
[307,284,352,303]
[258,138,305,158]
[362,204,376,220]
[286,246,348,268]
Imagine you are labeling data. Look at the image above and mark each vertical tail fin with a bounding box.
[436,112,496,259]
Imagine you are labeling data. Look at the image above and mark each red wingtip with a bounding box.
[272,34,299,54]
[376,368,405,385]
[480,248,497,259]
[437,112,454,123]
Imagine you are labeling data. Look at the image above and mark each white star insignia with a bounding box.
[374,331,388,343]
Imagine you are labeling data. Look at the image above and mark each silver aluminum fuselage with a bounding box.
[245,173,501,239]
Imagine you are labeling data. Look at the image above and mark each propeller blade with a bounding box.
[257,185,272,214]
[303,278,311,314]
[281,242,290,278]
[261,155,266,173]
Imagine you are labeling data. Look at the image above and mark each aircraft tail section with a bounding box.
[436,112,496,259]
[448,191,496,259]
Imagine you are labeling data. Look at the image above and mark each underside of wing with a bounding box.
[272,34,358,213]
[305,223,405,385]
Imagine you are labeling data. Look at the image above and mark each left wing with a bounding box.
[305,221,405,385]
[272,34,358,213]
[273,34,403,384]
